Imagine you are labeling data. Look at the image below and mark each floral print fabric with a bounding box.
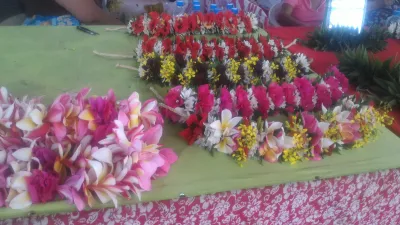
[1,169,400,225]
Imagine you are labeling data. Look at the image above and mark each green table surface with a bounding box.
[0,26,400,219]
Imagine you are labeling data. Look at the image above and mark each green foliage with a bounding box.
[338,46,400,106]
[304,26,389,53]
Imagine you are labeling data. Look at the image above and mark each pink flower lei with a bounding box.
[0,87,177,210]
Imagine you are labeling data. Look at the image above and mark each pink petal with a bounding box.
[118,111,130,126]
[141,99,157,113]
[160,148,178,164]
[47,103,64,123]
[77,120,89,139]
[53,122,67,141]
[142,125,162,145]
[27,123,50,139]
[72,189,86,211]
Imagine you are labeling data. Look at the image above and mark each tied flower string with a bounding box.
[0,87,178,210]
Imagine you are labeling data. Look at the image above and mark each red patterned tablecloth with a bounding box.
[2,169,400,225]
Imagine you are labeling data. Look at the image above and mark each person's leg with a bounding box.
[0,14,26,26]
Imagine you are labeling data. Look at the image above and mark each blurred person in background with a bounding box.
[278,0,326,26]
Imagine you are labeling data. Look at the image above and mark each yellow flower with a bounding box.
[283,56,299,81]
[160,55,176,83]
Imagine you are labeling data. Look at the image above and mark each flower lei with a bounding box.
[128,11,258,37]
[137,35,310,88]
[0,87,177,210]
[161,84,392,166]
[162,66,349,121]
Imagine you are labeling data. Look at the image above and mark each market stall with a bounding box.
[0,25,400,224]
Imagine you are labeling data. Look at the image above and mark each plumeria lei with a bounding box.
[388,22,400,39]
[137,35,310,88]
[127,11,258,37]
[0,87,177,210]
[161,84,392,166]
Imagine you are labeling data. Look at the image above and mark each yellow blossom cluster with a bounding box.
[227,59,241,83]
[283,56,299,81]
[233,124,257,165]
[178,59,196,86]
[270,62,280,82]
[160,55,175,83]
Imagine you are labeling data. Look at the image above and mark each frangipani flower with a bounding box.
[6,171,32,209]
[47,88,90,142]
[259,121,285,163]
[210,109,242,139]
[119,92,162,129]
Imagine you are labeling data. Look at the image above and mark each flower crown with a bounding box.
[160,84,392,166]
[128,11,259,37]
[0,87,177,210]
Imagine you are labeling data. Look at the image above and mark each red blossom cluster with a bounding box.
[129,11,257,37]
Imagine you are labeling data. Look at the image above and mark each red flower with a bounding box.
[162,38,172,54]
[215,45,224,61]
[191,42,201,59]
[189,13,202,32]
[239,11,252,33]
[236,86,253,118]
[315,84,332,110]
[281,82,297,113]
[196,84,214,114]
[148,12,160,35]
[142,36,158,54]
[203,13,216,29]
[259,36,275,60]
[174,16,189,34]
[215,12,225,30]
[294,77,315,111]
[268,82,285,109]
[324,76,343,103]
[253,86,270,119]
[132,16,144,35]
[223,11,238,34]
[163,86,184,122]
[179,113,207,145]
[237,40,250,58]
[26,170,59,204]
[157,13,172,37]
[175,37,187,55]
[249,37,260,57]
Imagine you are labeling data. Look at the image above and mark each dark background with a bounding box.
[0,0,23,22]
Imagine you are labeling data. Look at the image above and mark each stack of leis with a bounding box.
[388,22,400,39]
[137,35,310,88]
[128,11,258,37]
[0,87,177,210]
[162,83,392,166]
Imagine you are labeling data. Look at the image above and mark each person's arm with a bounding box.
[278,3,309,26]
[55,0,122,24]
